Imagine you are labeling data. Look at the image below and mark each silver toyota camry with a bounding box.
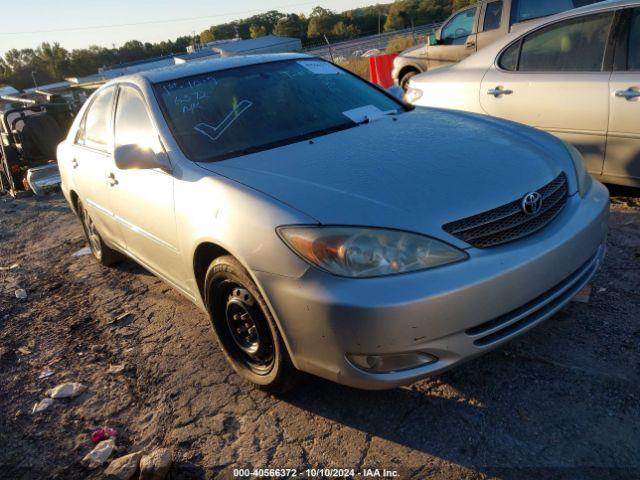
[57,54,609,392]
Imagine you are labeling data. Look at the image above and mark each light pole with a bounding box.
[31,71,38,88]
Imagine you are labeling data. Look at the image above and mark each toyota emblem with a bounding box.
[521,192,543,216]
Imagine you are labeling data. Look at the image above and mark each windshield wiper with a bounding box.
[201,122,358,162]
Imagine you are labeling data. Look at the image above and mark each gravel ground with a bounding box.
[0,187,638,480]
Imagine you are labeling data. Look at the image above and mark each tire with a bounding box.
[204,255,299,393]
[400,70,418,91]
[77,199,123,267]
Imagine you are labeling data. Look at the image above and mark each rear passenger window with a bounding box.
[484,1,503,32]
[83,87,115,150]
[629,9,640,71]
[502,13,613,72]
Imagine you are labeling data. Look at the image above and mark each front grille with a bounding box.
[443,173,568,248]
[466,247,602,347]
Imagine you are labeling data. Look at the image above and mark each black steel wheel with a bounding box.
[223,283,275,375]
[205,255,299,393]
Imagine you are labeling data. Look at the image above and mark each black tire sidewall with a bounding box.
[77,199,103,263]
[400,71,417,91]
[76,199,122,266]
[204,256,297,392]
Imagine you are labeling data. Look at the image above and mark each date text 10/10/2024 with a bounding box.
[233,468,400,478]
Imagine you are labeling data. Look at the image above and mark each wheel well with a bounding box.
[193,242,231,299]
[399,66,420,82]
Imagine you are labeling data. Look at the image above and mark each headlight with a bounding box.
[562,141,592,197]
[404,86,423,104]
[277,226,467,278]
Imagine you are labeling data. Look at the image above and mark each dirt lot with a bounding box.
[0,188,638,480]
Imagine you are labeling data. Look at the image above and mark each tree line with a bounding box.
[0,0,475,90]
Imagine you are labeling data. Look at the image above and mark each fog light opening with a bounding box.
[348,352,437,373]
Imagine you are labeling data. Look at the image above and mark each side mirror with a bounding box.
[427,32,439,46]
[387,86,405,101]
[114,144,171,172]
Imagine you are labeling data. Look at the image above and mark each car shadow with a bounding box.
[112,258,154,277]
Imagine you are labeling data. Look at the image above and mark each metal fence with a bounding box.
[302,23,441,60]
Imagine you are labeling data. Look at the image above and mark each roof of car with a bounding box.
[560,0,639,16]
[127,53,311,85]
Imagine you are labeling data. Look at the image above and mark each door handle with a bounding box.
[71,158,78,169]
[615,88,640,100]
[487,87,513,97]
[107,172,118,187]
[466,41,476,48]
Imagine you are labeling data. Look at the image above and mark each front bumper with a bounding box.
[256,181,609,389]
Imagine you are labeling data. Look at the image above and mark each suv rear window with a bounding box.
[511,0,604,24]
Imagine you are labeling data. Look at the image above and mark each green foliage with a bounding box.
[273,14,307,37]
[452,0,478,11]
[384,0,453,32]
[200,30,215,44]
[250,25,268,39]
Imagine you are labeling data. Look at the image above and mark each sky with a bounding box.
[0,0,381,55]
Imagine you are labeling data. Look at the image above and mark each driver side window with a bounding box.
[441,7,477,44]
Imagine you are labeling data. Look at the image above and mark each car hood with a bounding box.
[399,44,426,58]
[197,108,576,247]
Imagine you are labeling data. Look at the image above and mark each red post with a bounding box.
[368,53,398,88]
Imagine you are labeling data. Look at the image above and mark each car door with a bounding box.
[70,86,123,247]
[428,5,479,69]
[108,84,183,284]
[476,1,508,50]
[605,7,640,183]
[480,11,615,176]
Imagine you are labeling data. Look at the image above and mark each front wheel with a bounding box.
[77,199,123,266]
[204,256,299,393]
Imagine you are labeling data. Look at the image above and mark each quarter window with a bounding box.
[441,7,477,44]
[114,86,158,150]
[483,1,503,32]
[629,9,640,71]
[499,41,521,71]
[500,13,613,72]
[82,87,115,150]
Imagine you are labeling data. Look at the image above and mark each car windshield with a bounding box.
[154,58,403,162]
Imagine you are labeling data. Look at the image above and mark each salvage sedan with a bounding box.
[57,54,609,392]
